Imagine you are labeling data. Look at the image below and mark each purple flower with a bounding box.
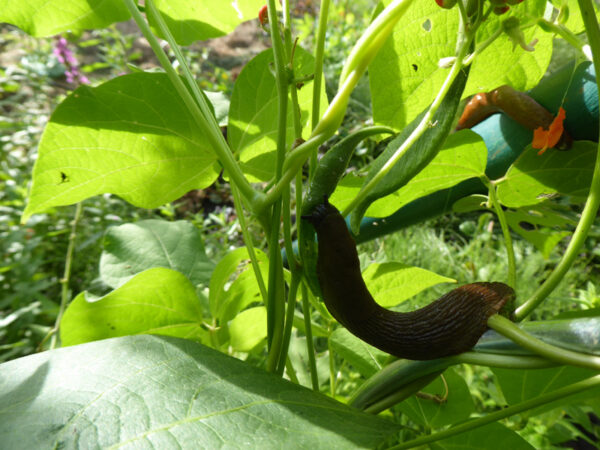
[53,36,89,85]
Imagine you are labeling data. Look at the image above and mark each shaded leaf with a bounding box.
[330,328,388,378]
[61,268,207,346]
[493,366,600,418]
[100,219,214,289]
[435,422,534,449]
[397,369,474,429]
[209,247,268,320]
[0,335,399,449]
[496,141,596,208]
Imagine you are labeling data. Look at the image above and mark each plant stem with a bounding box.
[487,315,600,370]
[123,0,258,206]
[264,0,291,373]
[230,185,268,303]
[50,202,83,349]
[391,374,600,449]
[276,272,301,375]
[310,0,331,174]
[486,180,516,288]
[515,0,600,320]
[301,283,320,391]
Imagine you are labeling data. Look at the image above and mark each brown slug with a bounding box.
[303,200,515,360]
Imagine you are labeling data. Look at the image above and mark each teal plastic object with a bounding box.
[353,62,599,244]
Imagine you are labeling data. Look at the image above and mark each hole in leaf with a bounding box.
[412,64,418,71]
[519,221,535,231]
[422,19,432,32]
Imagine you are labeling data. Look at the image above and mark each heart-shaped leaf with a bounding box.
[0,335,399,448]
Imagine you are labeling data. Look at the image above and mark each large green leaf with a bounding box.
[151,0,266,45]
[23,73,220,222]
[0,0,130,37]
[61,268,208,346]
[0,335,399,448]
[330,328,388,378]
[370,0,551,129]
[496,141,596,208]
[227,47,328,181]
[208,247,268,320]
[229,306,267,352]
[100,219,215,289]
[363,262,456,308]
[367,130,487,217]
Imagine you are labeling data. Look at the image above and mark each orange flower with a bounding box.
[532,107,566,155]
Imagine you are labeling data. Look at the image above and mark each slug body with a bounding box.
[456,85,572,149]
[304,201,515,360]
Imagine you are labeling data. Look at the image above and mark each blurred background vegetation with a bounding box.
[1,1,599,446]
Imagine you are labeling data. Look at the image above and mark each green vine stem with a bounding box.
[264,0,292,373]
[49,202,83,349]
[302,283,320,391]
[390,374,600,449]
[487,315,600,370]
[515,0,600,320]
[276,271,301,375]
[485,180,516,288]
[123,0,258,205]
[310,0,331,174]
[230,185,268,304]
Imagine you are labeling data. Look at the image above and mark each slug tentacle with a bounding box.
[304,200,515,360]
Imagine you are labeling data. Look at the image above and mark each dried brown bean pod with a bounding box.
[303,200,515,360]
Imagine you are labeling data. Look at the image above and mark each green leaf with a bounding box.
[0,335,399,448]
[229,306,267,352]
[396,369,474,429]
[504,206,572,258]
[330,328,388,378]
[366,130,487,217]
[435,422,534,449]
[23,73,220,222]
[350,62,470,232]
[496,141,596,208]
[370,0,552,129]
[493,366,600,418]
[209,247,268,320]
[363,262,455,308]
[100,219,215,289]
[151,0,266,45]
[227,47,328,181]
[218,262,268,322]
[60,268,208,346]
[0,0,130,37]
